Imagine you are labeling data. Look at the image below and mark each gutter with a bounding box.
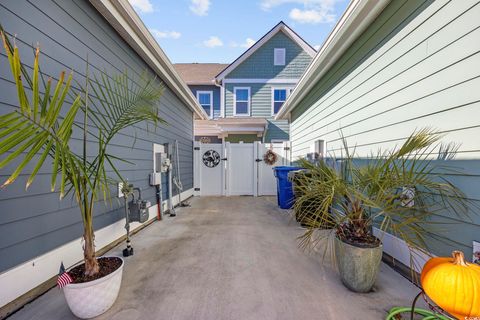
[89,0,208,120]
[275,0,390,120]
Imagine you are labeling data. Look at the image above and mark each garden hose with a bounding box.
[385,291,453,320]
[385,307,451,320]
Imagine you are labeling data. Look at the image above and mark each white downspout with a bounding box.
[214,80,225,118]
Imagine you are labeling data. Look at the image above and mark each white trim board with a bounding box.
[373,227,431,273]
[196,90,214,119]
[0,188,194,309]
[223,78,299,84]
[271,86,294,116]
[274,48,286,66]
[233,87,251,116]
[220,85,225,118]
[216,22,316,81]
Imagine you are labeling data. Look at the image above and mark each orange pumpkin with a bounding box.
[421,250,480,319]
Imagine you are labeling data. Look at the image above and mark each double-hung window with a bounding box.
[197,91,213,119]
[234,87,250,116]
[272,88,288,115]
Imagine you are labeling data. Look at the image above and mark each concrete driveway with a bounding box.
[9,196,423,320]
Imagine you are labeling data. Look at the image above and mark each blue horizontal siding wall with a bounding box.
[188,85,221,119]
[0,0,194,272]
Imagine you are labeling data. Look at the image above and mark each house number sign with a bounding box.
[202,150,221,168]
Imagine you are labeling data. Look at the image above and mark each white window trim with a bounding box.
[271,87,293,116]
[233,87,251,116]
[223,78,299,84]
[196,91,214,119]
[274,48,286,66]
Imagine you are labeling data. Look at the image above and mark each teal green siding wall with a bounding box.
[221,29,313,142]
[289,0,480,259]
[224,83,291,142]
[226,31,312,79]
[265,120,289,141]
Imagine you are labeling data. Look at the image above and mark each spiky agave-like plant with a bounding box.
[0,31,165,276]
[294,129,469,270]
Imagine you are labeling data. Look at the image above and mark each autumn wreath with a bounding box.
[263,149,277,165]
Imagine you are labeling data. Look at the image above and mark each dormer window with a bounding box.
[274,48,286,66]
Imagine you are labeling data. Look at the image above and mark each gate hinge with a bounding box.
[194,147,200,150]
[284,147,290,150]
[194,188,200,191]
[255,159,263,162]
[221,158,228,161]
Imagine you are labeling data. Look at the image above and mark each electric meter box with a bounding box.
[149,172,162,186]
[155,152,169,173]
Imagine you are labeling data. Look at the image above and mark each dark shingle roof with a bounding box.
[174,63,229,85]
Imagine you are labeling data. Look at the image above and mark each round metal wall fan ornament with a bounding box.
[202,150,221,168]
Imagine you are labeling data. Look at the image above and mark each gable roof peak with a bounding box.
[215,21,316,81]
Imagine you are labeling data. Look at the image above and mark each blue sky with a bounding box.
[128,0,350,64]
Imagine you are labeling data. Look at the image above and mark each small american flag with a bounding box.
[57,262,73,288]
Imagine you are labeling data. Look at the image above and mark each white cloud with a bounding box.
[290,7,335,24]
[230,38,256,48]
[150,29,182,39]
[242,38,256,48]
[203,36,223,48]
[260,0,340,24]
[313,44,321,50]
[128,0,154,13]
[190,0,211,16]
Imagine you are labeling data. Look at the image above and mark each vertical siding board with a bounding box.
[0,1,194,272]
[289,0,480,257]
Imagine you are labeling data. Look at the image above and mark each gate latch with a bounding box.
[221,158,228,161]
[255,159,263,162]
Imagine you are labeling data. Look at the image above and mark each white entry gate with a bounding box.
[194,141,290,196]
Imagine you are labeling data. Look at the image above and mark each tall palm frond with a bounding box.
[0,32,82,198]
[1,31,166,276]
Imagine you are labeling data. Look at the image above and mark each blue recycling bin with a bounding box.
[273,166,300,209]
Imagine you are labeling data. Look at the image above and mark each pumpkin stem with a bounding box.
[452,250,468,266]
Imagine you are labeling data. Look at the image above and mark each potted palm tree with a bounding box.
[294,129,469,293]
[0,32,165,318]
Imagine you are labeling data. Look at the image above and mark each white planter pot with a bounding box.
[63,257,124,319]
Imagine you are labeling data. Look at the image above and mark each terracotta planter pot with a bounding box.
[334,237,382,293]
[63,257,124,319]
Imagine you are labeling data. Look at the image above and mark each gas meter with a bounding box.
[128,187,150,223]
[122,185,151,257]
[129,198,150,223]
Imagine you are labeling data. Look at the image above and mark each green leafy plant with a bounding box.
[294,129,469,267]
[0,31,165,276]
